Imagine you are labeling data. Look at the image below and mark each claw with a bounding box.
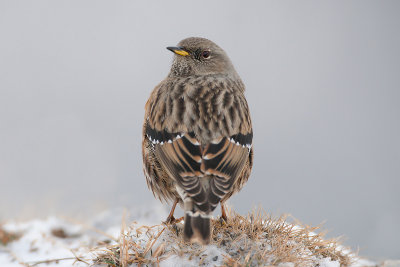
[219,216,227,226]
[164,215,177,224]
[175,216,184,223]
[164,216,184,225]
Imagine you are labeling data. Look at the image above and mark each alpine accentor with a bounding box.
[142,37,253,244]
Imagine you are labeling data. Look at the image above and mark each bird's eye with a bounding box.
[201,50,210,59]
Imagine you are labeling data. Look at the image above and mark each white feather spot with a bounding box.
[185,211,213,219]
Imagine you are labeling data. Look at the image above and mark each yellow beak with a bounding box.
[166,46,190,56]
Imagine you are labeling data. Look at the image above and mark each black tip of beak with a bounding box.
[166,46,183,52]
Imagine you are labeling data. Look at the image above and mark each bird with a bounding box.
[142,37,253,245]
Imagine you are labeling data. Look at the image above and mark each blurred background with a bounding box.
[0,0,399,260]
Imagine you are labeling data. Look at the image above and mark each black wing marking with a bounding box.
[145,123,182,145]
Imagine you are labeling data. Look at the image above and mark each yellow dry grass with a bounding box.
[0,225,20,245]
[94,208,354,267]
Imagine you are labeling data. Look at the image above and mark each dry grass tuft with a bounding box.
[94,208,354,267]
[213,208,352,266]
[0,225,20,245]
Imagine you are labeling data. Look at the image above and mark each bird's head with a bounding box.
[167,37,237,77]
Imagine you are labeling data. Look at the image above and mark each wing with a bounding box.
[145,123,253,212]
[201,134,253,210]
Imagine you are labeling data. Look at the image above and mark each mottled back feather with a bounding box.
[144,74,253,213]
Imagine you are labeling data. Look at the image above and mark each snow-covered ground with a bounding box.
[0,205,167,267]
[0,205,379,267]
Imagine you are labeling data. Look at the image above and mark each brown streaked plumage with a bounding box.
[142,37,253,244]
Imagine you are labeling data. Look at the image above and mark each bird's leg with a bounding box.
[164,198,179,224]
[220,202,228,222]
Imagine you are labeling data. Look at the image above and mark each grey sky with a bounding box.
[0,0,399,260]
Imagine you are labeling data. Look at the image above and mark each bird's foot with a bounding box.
[219,215,228,226]
[164,216,184,225]
[174,216,184,223]
[164,215,176,224]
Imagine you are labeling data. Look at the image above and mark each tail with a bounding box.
[183,211,211,245]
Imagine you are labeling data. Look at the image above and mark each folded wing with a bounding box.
[145,123,252,213]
